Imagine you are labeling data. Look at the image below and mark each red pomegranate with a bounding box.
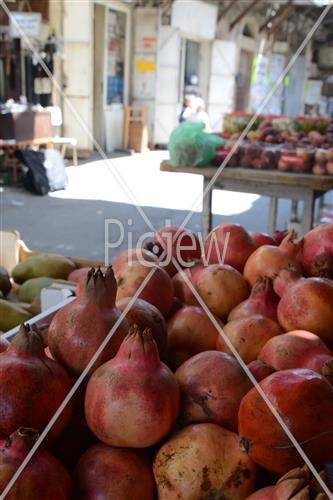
[0,324,72,443]
[68,267,91,283]
[239,369,333,475]
[258,330,333,376]
[73,444,154,500]
[151,225,201,276]
[246,464,328,500]
[0,427,71,499]
[273,267,301,297]
[116,297,167,355]
[175,351,252,431]
[204,223,257,271]
[195,264,249,319]
[228,277,280,322]
[172,260,204,305]
[247,360,275,382]
[277,276,333,344]
[166,305,222,368]
[243,231,303,287]
[116,261,174,317]
[153,423,256,499]
[85,326,179,447]
[216,315,283,364]
[251,232,277,247]
[272,229,289,245]
[68,266,107,297]
[48,414,98,473]
[0,336,9,352]
[301,222,333,278]
[165,295,183,319]
[112,247,158,276]
[48,267,129,376]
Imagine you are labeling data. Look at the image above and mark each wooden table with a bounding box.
[0,137,52,184]
[160,161,333,237]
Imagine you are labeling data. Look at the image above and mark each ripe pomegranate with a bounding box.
[0,336,9,352]
[272,229,288,245]
[0,324,72,443]
[277,276,333,344]
[204,223,257,271]
[0,427,71,499]
[247,360,275,382]
[85,326,179,447]
[243,231,303,287]
[116,297,167,355]
[247,464,332,500]
[251,232,277,247]
[301,222,333,278]
[73,444,154,500]
[49,414,97,472]
[112,247,158,276]
[153,423,256,499]
[228,277,280,322]
[216,315,283,364]
[239,369,333,475]
[195,264,249,319]
[165,295,183,319]
[258,330,333,378]
[149,225,201,276]
[48,267,129,376]
[273,267,301,297]
[175,351,252,431]
[172,260,204,305]
[116,261,174,317]
[166,306,222,368]
[68,266,106,297]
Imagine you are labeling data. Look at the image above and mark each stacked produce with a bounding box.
[2,222,333,497]
[215,115,333,174]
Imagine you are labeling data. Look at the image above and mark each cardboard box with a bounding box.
[0,110,52,141]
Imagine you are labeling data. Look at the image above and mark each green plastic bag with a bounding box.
[168,122,224,167]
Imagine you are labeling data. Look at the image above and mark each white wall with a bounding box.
[61,0,93,151]
[132,7,159,143]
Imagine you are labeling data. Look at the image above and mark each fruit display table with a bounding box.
[160,160,333,237]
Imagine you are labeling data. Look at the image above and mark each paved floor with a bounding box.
[1,151,294,262]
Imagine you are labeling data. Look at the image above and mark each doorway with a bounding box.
[93,3,129,151]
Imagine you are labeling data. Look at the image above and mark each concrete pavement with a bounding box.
[1,151,293,262]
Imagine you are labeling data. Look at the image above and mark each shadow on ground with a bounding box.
[2,185,292,262]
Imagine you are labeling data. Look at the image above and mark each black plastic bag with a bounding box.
[15,149,50,196]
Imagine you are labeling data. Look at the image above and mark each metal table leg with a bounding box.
[202,177,213,239]
[301,190,315,235]
[268,196,278,234]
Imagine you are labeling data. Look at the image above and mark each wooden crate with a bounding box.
[0,229,104,273]
[123,106,148,152]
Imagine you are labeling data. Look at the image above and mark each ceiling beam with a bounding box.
[230,0,262,30]
[259,1,293,32]
[265,2,295,37]
[218,0,237,23]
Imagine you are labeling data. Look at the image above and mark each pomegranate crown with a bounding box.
[84,266,117,305]
[117,324,160,366]
[10,323,45,356]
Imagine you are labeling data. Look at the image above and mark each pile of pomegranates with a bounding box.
[2,221,333,498]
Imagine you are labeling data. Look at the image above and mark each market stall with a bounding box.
[160,161,333,236]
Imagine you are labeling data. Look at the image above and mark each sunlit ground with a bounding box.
[50,151,261,217]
